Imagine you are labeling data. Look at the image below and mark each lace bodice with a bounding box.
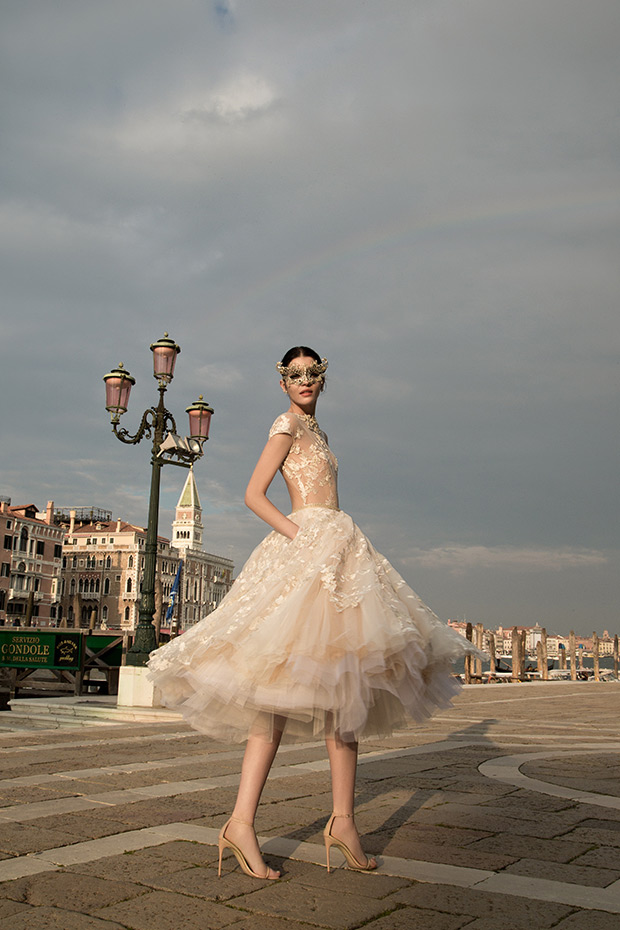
[269,412,339,511]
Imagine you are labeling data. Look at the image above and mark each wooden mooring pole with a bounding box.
[474,623,484,683]
[541,628,548,680]
[569,630,577,681]
[488,632,497,680]
[511,627,523,681]
[464,622,473,684]
[593,631,600,682]
[536,641,544,678]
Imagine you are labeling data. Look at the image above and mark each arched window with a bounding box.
[19,528,28,552]
[124,607,130,622]
[78,579,84,593]
[103,578,110,595]
[72,555,77,568]
[95,578,100,593]
[70,578,76,595]
[126,577,132,593]
[105,555,111,569]
[102,605,108,621]
[128,555,134,569]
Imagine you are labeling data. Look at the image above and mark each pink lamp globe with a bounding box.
[150,333,180,384]
[186,396,214,440]
[103,363,136,422]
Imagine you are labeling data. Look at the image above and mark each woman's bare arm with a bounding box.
[244,433,299,539]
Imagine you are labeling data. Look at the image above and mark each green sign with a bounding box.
[0,631,83,670]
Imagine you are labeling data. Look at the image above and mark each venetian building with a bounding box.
[0,500,64,627]
[59,510,179,631]
[57,475,233,632]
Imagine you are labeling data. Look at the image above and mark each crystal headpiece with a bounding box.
[276,357,328,384]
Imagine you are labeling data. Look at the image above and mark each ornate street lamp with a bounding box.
[103,334,214,665]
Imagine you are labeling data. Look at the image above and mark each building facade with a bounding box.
[0,499,64,627]
[58,472,233,632]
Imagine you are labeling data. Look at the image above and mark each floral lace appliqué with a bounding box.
[269,412,339,511]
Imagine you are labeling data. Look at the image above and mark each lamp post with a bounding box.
[103,334,213,666]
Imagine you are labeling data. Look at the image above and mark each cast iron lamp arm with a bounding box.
[111,395,177,450]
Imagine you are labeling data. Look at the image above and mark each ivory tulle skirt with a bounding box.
[147,506,479,743]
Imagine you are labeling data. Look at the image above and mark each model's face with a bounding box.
[280,355,324,404]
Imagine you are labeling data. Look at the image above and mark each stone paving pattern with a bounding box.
[0,681,619,929]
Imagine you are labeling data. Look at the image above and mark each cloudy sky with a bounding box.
[1,0,618,634]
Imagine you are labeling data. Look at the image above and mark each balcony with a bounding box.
[8,588,44,602]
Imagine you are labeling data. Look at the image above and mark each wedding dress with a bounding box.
[147,412,480,742]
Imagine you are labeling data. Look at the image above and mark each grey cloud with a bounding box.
[1,0,618,631]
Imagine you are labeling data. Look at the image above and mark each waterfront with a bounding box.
[453,653,618,679]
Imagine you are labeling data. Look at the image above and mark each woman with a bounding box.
[148,345,481,880]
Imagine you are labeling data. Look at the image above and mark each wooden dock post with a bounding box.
[593,632,600,682]
[474,623,484,683]
[558,645,566,670]
[511,627,523,681]
[488,632,496,680]
[614,635,619,680]
[536,641,544,679]
[569,631,577,681]
[541,628,548,680]
[464,622,473,684]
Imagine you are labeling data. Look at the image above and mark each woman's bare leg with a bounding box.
[325,732,376,868]
[225,717,285,878]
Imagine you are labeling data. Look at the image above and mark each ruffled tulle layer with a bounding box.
[147,507,481,743]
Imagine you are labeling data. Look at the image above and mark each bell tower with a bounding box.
[172,468,203,551]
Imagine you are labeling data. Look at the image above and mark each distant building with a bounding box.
[599,631,615,656]
[0,499,64,626]
[169,469,233,630]
[58,471,233,632]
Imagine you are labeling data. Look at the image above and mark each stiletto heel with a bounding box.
[218,816,280,880]
[323,812,377,873]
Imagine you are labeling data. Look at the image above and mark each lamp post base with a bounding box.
[117,666,163,708]
[125,621,158,666]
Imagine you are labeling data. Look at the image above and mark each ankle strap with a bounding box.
[230,815,254,826]
[332,812,354,818]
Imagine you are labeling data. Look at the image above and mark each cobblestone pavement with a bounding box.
[1,681,620,929]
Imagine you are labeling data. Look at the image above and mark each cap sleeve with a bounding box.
[269,413,296,439]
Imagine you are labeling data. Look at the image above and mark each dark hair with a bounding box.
[279,346,322,367]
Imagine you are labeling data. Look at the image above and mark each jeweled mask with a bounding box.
[276,358,328,385]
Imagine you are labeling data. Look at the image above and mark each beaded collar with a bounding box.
[294,412,321,433]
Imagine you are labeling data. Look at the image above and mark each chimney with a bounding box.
[69,510,76,535]
[116,518,122,532]
[46,501,54,525]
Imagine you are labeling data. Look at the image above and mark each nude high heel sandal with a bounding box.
[323,812,377,873]
[218,816,280,880]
